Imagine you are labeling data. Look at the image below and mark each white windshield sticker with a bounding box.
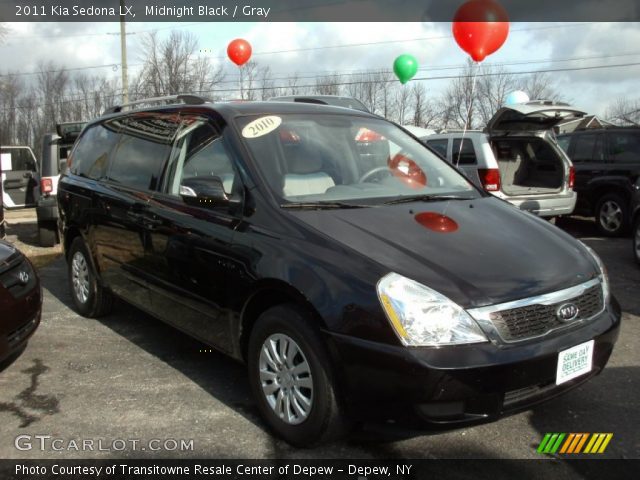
[1,153,12,171]
[242,116,282,139]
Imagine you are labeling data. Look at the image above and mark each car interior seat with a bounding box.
[282,143,336,197]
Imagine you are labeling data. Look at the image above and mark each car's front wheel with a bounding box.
[633,216,640,265]
[67,237,113,318]
[247,304,348,447]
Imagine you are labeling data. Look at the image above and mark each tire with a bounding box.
[633,216,640,266]
[67,237,113,318]
[595,194,629,237]
[247,304,349,447]
[38,222,58,247]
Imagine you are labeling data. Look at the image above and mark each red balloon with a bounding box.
[415,212,459,233]
[388,154,427,190]
[452,0,509,62]
[227,38,252,66]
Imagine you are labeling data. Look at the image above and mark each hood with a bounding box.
[288,197,598,308]
[486,102,586,133]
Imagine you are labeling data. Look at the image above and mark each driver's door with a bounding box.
[144,115,244,353]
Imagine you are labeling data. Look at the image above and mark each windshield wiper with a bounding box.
[382,194,475,205]
[280,201,368,210]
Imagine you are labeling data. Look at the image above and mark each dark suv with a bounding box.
[58,95,620,446]
[557,128,640,236]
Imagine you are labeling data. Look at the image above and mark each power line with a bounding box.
[1,60,639,113]
[1,22,598,78]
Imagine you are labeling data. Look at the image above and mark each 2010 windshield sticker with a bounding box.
[242,116,282,139]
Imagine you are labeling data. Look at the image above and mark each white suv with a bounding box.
[423,102,582,219]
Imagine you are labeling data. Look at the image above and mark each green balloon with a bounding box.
[393,54,419,84]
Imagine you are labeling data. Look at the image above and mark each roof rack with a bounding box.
[102,94,211,115]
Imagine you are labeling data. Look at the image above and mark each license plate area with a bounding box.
[556,340,594,385]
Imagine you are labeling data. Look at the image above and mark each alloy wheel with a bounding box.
[599,200,623,233]
[71,251,90,304]
[258,333,313,425]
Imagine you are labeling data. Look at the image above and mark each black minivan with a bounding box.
[58,96,620,446]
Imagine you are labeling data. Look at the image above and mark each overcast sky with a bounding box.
[2,21,640,117]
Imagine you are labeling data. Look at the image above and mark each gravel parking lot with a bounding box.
[0,213,638,461]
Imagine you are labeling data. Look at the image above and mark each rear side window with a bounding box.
[426,139,448,158]
[571,134,597,163]
[608,132,640,163]
[107,114,181,191]
[452,138,477,165]
[70,123,119,179]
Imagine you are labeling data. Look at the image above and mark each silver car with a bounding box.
[423,102,584,219]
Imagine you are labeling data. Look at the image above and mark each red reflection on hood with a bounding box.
[415,212,459,233]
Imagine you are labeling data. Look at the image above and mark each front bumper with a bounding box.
[327,298,620,425]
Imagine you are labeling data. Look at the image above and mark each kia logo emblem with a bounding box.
[556,303,579,322]
[18,270,29,285]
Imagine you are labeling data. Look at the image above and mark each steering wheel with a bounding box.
[358,166,392,183]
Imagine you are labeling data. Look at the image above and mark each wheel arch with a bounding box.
[238,279,328,363]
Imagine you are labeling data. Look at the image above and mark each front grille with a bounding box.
[489,284,603,342]
[0,257,37,299]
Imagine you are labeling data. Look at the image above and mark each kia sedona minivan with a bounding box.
[58,96,620,446]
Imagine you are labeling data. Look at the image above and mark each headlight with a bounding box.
[582,244,611,303]
[376,272,488,346]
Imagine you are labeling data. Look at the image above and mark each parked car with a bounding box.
[631,178,640,264]
[0,239,42,364]
[1,146,38,209]
[35,121,86,246]
[58,95,619,446]
[269,95,370,112]
[423,101,584,220]
[557,127,640,236]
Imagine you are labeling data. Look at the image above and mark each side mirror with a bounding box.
[179,176,238,208]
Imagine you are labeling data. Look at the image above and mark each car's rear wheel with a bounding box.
[247,304,348,447]
[67,237,113,318]
[38,222,58,247]
[633,216,640,265]
[595,194,629,237]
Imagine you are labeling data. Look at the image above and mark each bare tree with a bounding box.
[137,31,224,98]
[314,74,343,96]
[475,65,516,126]
[521,72,563,102]
[605,96,640,125]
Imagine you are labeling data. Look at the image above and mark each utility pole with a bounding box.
[119,0,129,104]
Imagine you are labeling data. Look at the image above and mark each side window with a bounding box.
[571,134,596,163]
[70,122,120,179]
[0,148,36,171]
[452,138,477,165]
[165,120,237,196]
[608,132,640,163]
[107,114,180,190]
[426,139,448,158]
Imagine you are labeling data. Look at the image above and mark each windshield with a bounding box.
[236,114,478,205]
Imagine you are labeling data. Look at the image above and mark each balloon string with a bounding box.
[455,61,481,168]
[444,61,480,220]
